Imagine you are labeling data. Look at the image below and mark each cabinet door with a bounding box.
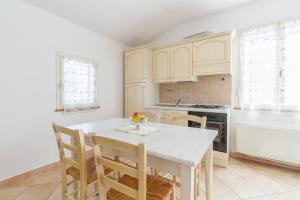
[153,48,170,83]
[125,84,145,117]
[125,49,145,83]
[170,43,194,82]
[193,35,230,65]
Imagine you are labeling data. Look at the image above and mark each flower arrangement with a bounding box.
[131,112,147,130]
[131,112,146,123]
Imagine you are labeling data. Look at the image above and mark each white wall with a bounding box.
[0,0,126,180]
[151,0,300,152]
[151,0,300,46]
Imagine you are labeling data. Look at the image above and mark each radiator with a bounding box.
[235,124,300,165]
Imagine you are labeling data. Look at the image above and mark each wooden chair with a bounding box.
[142,111,161,123]
[91,135,176,200]
[171,115,207,129]
[52,123,113,200]
[170,115,207,200]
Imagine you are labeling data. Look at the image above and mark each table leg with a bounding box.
[180,164,195,200]
[205,145,213,200]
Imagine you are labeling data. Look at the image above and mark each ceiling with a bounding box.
[24,0,259,46]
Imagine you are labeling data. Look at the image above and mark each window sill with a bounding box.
[54,108,64,112]
[54,106,100,113]
[233,107,300,114]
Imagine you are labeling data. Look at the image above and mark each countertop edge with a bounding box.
[145,105,231,114]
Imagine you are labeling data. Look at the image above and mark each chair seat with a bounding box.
[67,157,112,184]
[107,175,173,200]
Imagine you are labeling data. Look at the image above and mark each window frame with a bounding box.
[55,52,99,112]
[237,18,300,112]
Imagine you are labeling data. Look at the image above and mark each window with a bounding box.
[57,53,98,112]
[240,20,300,112]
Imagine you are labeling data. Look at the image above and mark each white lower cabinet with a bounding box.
[145,109,187,125]
[125,84,146,117]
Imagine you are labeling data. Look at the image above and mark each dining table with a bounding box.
[68,117,217,200]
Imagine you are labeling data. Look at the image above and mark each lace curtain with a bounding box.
[62,57,98,112]
[240,20,300,112]
[279,20,300,111]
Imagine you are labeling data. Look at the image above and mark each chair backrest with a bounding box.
[91,135,146,200]
[142,111,161,123]
[171,115,207,128]
[52,123,87,182]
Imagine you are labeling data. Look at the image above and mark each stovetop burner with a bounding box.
[191,104,226,109]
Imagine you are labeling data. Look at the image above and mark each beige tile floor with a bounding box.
[1,157,300,200]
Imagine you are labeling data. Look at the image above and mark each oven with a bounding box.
[188,111,227,153]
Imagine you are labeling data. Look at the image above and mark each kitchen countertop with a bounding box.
[146,104,231,114]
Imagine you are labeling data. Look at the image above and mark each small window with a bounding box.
[56,53,99,112]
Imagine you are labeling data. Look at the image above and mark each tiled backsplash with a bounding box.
[159,75,232,105]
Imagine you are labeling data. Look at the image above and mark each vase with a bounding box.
[135,123,140,130]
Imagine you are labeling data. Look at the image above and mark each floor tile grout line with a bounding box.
[46,182,60,200]
[200,171,285,200]
[217,176,245,200]
[0,181,60,190]
[227,184,300,200]
[241,188,300,200]
[30,181,61,186]
[216,172,265,181]
[219,173,282,199]
[13,182,60,200]
[200,175,244,199]
[14,186,29,200]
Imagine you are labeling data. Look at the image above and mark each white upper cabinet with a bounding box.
[170,43,196,82]
[193,35,230,65]
[125,49,146,83]
[193,35,231,76]
[153,48,171,83]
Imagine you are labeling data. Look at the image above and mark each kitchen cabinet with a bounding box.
[152,43,197,83]
[193,35,231,76]
[125,48,152,83]
[124,47,158,118]
[125,83,145,117]
[152,32,232,80]
[170,43,197,82]
[153,48,171,83]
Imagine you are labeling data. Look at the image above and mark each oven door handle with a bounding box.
[206,121,225,125]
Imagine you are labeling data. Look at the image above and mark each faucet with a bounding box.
[175,98,182,107]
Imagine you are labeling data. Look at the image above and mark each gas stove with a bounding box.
[190,104,226,109]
